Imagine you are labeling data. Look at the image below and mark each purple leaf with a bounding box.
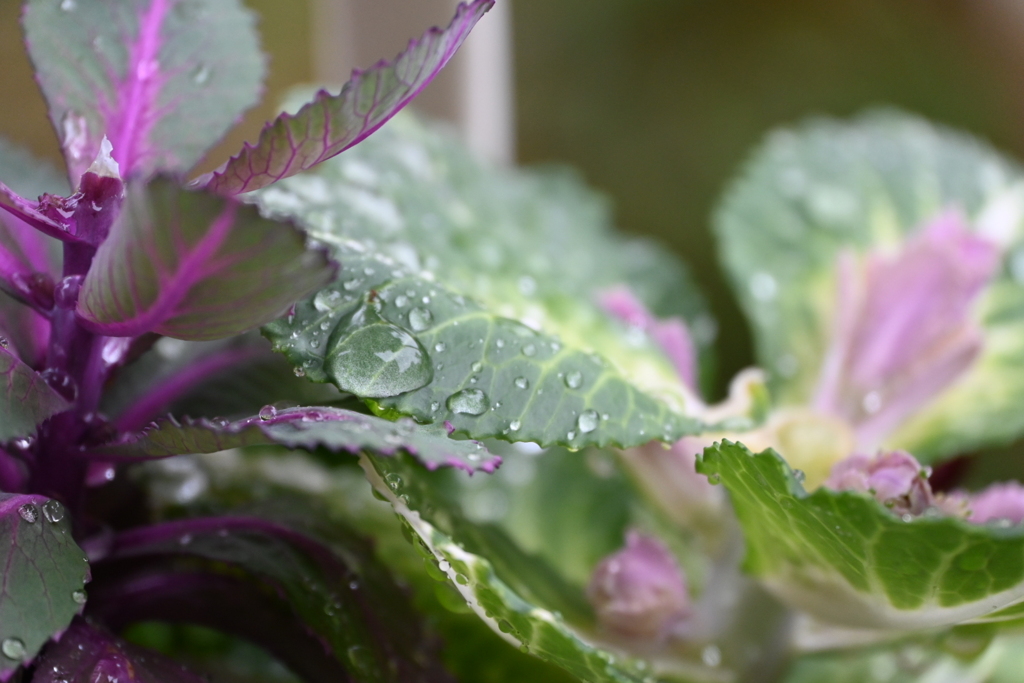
[599,285,698,392]
[31,619,204,683]
[91,406,501,474]
[0,346,71,442]
[201,0,494,195]
[0,493,89,682]
[76,178,336,340]
[87,514,455,682]
[813,212,999,450]
[23,0,265,186]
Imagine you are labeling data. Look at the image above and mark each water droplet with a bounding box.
[498,619,515,634]
[514,377,529,389]
[18,504,38,523]
[61,111,88,161]
[749,272,778,301]
[59,0,76,11]
[447,389,489,416]
[434,342,446,353]
[42,500,64,523]
[179,533,193,545]
[701,645,722,667]
[320,321,331,331]
[707,473,721,485]
[566,430,576,440]
[293,367,306,377]
[325,314,433,398]
[564,371,583,389]
[385,473,402,490]
[191,64,211,85]
[577,410,599,434]
[40,368,78,401]
[495,339,505,348]
[455,573,469,585]
[259,405,277,421]
[793,469,806,484]
[342,278,363,291]
[509,420,521,432]
[313,289,341,312]
[522,344,536,357]
[430,401,440,412]
[471,361,483,372]
[438,560,451,572]
[0,337,8,349]
[2,638,25,661]
[310,340,320,349]
[901,513,914,523]
[12,436,33,451]
[72,589,87,604]
[408,307,432,331]
[862,391,883,415]
[395,294,409,307]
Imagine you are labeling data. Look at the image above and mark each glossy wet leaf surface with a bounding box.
[0,494,88,682]
[96,405,500,473]
[699,440,1024,630]
[264,248,704,450]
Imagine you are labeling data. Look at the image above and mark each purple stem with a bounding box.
[114,346,265,432]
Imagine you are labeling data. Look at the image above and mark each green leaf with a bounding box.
[361,451,682,683]
[0,347,70,441]
[23,0,264,185]
[265,256,703,449]
[96,406,500,473]
[698,440,1024,630]
[0,494,89,681]
[713,110,1024,462]
[257,114,720,449]
[77,178,336,340]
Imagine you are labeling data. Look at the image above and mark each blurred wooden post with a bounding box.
[311,0,515,165]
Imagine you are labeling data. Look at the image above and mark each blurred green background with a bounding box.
[4,0,1024,396]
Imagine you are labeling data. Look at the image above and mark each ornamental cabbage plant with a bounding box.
[4,1,1024,682]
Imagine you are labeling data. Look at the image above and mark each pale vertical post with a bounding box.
[311,0,515,165]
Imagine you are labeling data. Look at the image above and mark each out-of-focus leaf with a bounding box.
[201,0,492,195]
[714,111,1024,462]
[23,0,264,185]
[88,512,455,683]
[77,178,335,340]
[698,440,1024,630]
[0,494,89,682]
[94,406,500,473]
[0,347,71,441]
[31,619,205,683]
[361,452,715,683]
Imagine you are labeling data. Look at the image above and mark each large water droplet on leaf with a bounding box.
[325,308,432,398]
[313,289,342,313]
[447,389,489,416]
[564,371,583,389]
[72,589,87,605]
